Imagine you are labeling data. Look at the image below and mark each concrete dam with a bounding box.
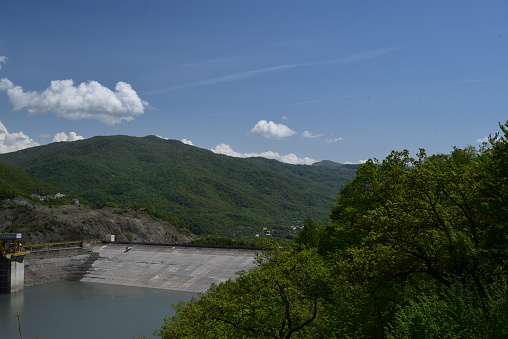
[81,244,258,292]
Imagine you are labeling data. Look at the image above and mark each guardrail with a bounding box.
[24,239,102,252]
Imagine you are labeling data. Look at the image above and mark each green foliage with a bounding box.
[293,218,322,248]
[189,236,264,248]
[0,135,358,237]
[155,122,508,338]
[156,245,331,338]
[387,279,508,339]
[16,310,23,339]
[125,233,134,242]
[0,161,60,198]
[322,122,508,336]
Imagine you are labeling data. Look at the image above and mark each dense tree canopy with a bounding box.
[154,122,508,338]
[156,245,330,338]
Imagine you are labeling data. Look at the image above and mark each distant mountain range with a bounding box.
[0,135,359,237]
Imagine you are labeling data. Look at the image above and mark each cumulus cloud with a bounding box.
[250,120,296,140]
[0,78,149,125]
[0,56,7,70]
[211,144,245,158]
[181,138,194,145]
[52,132,84,142]
[302,131,323,139]
[476,136,489,143]
[211,143,316,165]
[0,121,40,154]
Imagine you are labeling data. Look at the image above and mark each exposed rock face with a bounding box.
[0,197,195,245]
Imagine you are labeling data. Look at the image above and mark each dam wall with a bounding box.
[81,243,258,292]
[0,255,25,293]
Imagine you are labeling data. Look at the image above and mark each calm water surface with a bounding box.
[0,282,197,339]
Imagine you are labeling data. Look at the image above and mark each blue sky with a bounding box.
[0,1,506,164]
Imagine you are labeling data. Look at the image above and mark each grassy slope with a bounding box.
[0,135,358,236]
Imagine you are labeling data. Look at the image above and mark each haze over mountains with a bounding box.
[0,135,358,237]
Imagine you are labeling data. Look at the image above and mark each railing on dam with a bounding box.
[24,239,102,252]
[23,239,262,255]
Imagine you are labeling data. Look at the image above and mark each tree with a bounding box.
[331,146,506,287]
[321,124,508,336]
[156,245,330,339]
[154,122,508,338]
[294,218,321,248]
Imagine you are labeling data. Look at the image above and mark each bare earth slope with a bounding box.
[0,196,195,244]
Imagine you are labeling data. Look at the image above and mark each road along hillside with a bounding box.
[81,244,258,292]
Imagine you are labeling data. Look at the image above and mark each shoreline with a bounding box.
[23,243,258,292]
[24,249,99,287]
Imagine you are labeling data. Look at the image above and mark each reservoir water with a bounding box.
[0,282,198,339]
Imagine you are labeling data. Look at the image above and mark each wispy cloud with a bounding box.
[310,46,401,66]
[147,64,300,95]
[322,137,344,144]
[147,47,400,95]
[0,56,7,70]
[302,131,323,139]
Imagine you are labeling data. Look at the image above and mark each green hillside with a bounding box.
[0,135,358,236]
[0,161,61,198]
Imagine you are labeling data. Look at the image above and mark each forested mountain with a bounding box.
[0,161,61,198]
[0,159,194,244]
[0,135,358,236]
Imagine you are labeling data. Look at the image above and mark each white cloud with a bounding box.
[0,121,40,154]
[211,144,245,158]
[322,137,344,144]
[250,120,296,140]
[302,131,323,139]
[156,136,194,145]
[0,78,149,125]
[52,132,84,142]
[148,47,400,94]
[476,136,489,143]
[211,143,316,165]
[0,56,7,70]
[345,159,368,165]
[148,63,301,94]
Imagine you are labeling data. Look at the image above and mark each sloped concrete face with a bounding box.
[81,244,258,292]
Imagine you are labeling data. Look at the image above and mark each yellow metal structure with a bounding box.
[0,234,30,258]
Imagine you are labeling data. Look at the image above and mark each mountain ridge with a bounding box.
[0,135,358,237]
